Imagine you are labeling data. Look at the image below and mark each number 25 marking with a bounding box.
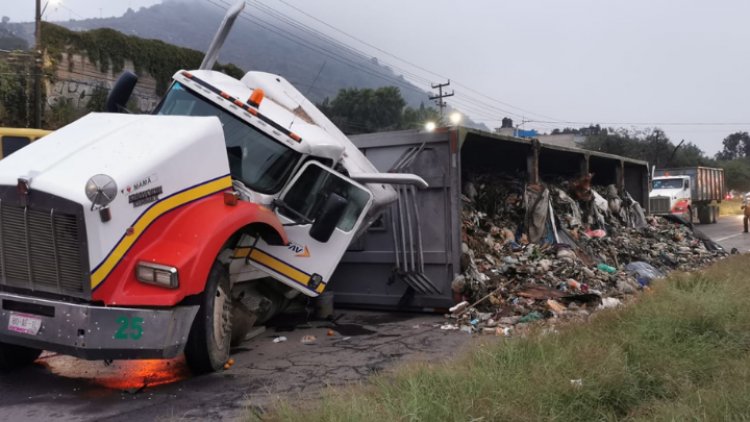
[114,316,144,340]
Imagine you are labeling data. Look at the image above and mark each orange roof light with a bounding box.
[249,88,265,107]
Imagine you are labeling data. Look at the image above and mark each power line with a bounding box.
[211,0,574,131]
[248,0,546,126]
[265,0,567,123]
[272,0,445,82]
[429,80,453,119]
[232,1,519,120]
[526,120,750,126]
[207,0,430,100]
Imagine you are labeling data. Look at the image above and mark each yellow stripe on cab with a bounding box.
[90,176,232,289]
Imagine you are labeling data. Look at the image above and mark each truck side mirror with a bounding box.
[309,193,347,243]
[106,71,138,113]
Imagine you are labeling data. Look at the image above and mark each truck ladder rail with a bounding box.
[387,145,440,295]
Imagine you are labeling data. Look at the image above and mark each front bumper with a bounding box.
[0,292,198,360]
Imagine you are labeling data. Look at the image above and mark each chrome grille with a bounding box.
[649,196,671,214]
[0,201,87,297]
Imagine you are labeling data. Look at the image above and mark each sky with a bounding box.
[4,0,750,156]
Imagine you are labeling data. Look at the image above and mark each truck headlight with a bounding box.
[136,262,179,289]
[85,174,117,209]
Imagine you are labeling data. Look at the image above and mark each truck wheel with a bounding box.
[184,262,233,374]
[0,342,41,372]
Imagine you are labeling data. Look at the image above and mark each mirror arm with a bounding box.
[272,199,312,225]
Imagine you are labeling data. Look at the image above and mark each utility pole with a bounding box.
[429,80,453,123]
[34,0,42,129]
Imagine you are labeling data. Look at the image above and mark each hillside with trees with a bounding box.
[0,22,243,128]
[42,0,431,108]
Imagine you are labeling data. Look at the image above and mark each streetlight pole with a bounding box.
[34,0,42,129]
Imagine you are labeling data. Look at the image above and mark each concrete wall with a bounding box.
[48,53,161,112]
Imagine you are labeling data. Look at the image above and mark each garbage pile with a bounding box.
[447,173,726,334]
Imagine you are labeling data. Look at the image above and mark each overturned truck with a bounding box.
[329,127,679,311]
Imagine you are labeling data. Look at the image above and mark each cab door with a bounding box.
[242,161,373,296]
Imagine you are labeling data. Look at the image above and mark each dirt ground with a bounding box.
[0,309,471,421]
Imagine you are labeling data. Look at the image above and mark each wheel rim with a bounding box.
[212,285,231,347]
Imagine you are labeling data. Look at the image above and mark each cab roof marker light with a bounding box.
[289,132,302,142]
[248,88,264,108]
[181,71,193,78]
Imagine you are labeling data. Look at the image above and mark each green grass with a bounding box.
[257,256,750,421]
[720,197,744,216]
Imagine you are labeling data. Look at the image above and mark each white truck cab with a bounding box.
[0,2,426,373]
[649,175,692,221]
[649,166,724,224]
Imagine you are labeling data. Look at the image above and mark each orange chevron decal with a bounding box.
[295,246,310,258]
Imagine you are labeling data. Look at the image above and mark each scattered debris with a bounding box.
[448,173,727,334]
[598,297,622,310]
[449,301,470,316]
[624,261,664,286]
[272,336,287,343]
[301,335,317,345]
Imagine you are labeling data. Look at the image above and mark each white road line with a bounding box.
[715,233,745,242]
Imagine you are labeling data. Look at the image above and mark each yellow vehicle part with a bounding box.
[0,128,52,158]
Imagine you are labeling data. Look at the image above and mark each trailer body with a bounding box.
[329,128,650,310]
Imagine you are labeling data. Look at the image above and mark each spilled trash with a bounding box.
[449,173,727,333]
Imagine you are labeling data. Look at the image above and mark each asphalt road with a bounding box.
[0,216,745,422]
[695,214,750,253]
[0,310,470,421]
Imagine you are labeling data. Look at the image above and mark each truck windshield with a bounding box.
[652,179,683,190]
[154,82,300,194]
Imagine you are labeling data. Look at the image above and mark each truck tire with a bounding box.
[697,205,710,225]
[0,342,41,372]
[184,262,233,374]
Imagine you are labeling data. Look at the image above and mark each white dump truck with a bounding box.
[0,2,425,373]
[649,167,724,224]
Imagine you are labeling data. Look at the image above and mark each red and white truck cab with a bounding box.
[649,166,724,225]
[0,3,425,373]
[649,175,692,220]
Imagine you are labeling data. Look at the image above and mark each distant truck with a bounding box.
[649,167,725,224]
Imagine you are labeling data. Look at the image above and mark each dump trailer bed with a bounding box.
[328,127,650,310]
[653,167,725,202]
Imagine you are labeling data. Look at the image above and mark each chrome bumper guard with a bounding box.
[0,292,198,360]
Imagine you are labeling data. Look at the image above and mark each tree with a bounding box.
[579,126,713,168]
[85,84,109,112]
[400,102,439,130]
[318,87,437,135]
[670,141,714,167]
[715,132,750,161]
[719,159,750,191]
[0,58,32,127]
